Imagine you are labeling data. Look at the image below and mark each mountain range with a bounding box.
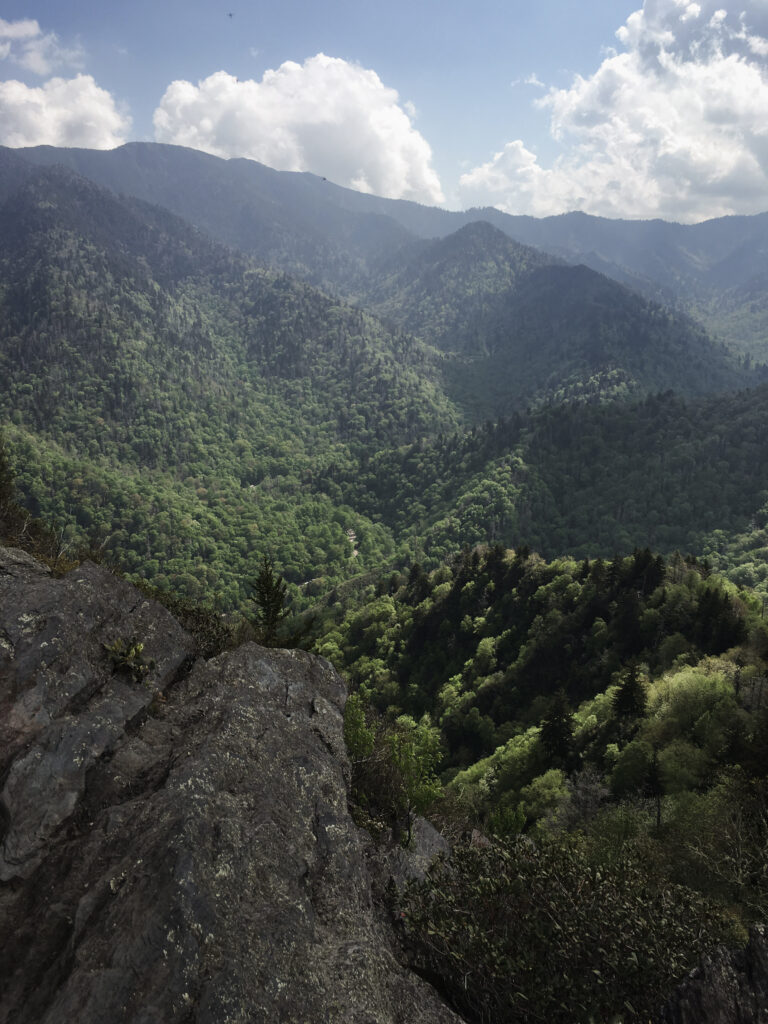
[1,141,768,610]
[10,141,768,359]
[4,141,768,1023]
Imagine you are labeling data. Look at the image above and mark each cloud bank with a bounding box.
[0,19,127,149]
[0,75,130,149]
[153,54,444,204]
[459,0,768,221]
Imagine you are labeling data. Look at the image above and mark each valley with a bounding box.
[1,145,766,610]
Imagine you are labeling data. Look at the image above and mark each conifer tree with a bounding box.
[540,689,574,767]
[251,554,287,647]
[613,663,647,719]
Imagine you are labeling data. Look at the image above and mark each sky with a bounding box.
[1,0,768,222]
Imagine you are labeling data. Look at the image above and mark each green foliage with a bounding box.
[103,636,155,684]
[343,692,376,762]
[5,166,768,623]
[343,695,443,845]
[613,663,648,720]
[397,835,737,1024]
[538,690,575,767]
[662,771,768,920]
[334,388,768,586]
[324,542,768,942]
[250,554,288,646]
[386,715,444,844]
[362,222,749,417]
[0,432,13,511]
[0,169,458,613]
[0,431,64,565]
[327,547,750,772]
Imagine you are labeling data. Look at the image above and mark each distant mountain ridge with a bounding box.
[2,146,752,413]
[10,142,768,358]
[359,220,751,414]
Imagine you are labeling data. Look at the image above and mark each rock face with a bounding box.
[0,547,196,882]
[658,925,768,1024]
[0,548,462,1024]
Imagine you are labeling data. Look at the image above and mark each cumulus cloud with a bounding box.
[153,54,444,203]
[0,75,130,148]
[0,17,83,76]
[459,0,768,222]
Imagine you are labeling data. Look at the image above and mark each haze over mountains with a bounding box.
[10,141,768,359]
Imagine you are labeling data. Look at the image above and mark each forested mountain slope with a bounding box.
[0,165,457,605]
[319,544,768,1023]
[333,386,768,593]
[11,148,752,417]
[13,142,768,357]
[358,221,750,413]
[10,142,415,296]
[2,154,768,614]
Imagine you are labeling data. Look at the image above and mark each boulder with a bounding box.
[0,548,196,881]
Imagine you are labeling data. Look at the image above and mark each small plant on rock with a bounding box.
[103,636,155,684]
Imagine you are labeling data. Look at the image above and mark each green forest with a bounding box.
[325,545,768,1021]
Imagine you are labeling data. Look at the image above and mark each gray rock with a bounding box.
[365,816,450,898]
[0,549,196,881]
[0,550,462,1024]
[658,924,768,1023]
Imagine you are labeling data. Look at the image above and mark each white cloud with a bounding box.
[0,75,130,148]
[0,17,83,76]
[153,54,444,204]
[459,0,768,222]
[0,18,40,41]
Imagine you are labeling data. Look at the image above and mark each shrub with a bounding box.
[397,834,738,1023]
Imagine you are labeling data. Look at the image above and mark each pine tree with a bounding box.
[613,663,647,719]
[540,689,574,766]
[251,554,287,647]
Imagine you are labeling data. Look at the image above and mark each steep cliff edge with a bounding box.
[0,547,461,1023]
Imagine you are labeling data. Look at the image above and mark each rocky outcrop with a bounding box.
[0,547,196,882]
[658,925,768,1024]
[0,548,461,1024]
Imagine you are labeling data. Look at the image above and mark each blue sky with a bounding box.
[2,1,768,221]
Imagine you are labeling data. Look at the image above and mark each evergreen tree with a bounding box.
[539,690,574,767]
[613,662,647,719]
[251,554,288,647]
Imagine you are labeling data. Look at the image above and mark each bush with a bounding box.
[343,695,443,845]
[397,834,738,1023]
